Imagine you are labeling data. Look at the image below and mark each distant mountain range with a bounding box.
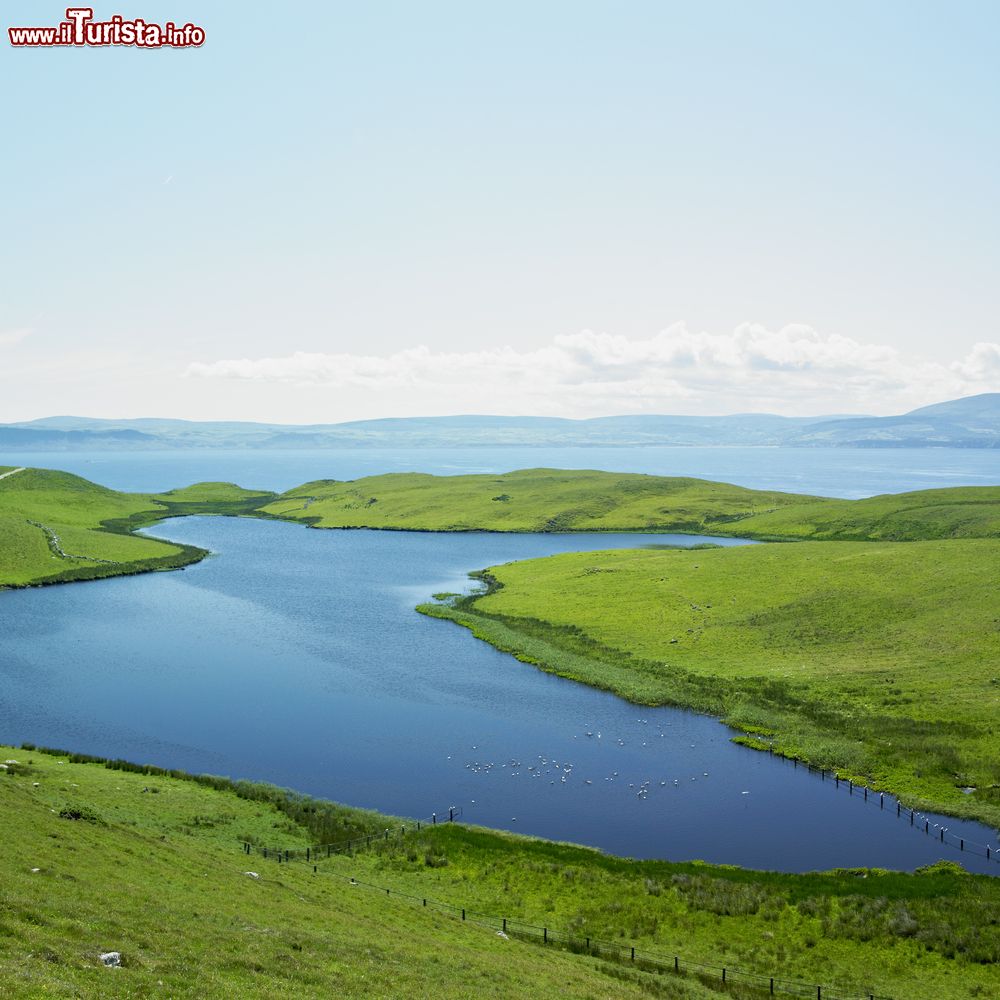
[1,393,998,451]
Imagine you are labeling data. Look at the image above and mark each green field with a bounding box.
[421,539,1000,827]
[260,468,819,532]
[2,745,998,999]
[0,468,275,589]
[727,486,1000,541]
[261,469,1000,541]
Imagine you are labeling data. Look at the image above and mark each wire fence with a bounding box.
[764,748,1000,870]
[242,805,463,862]
[244,846,893,1000]
[237,755,1000,996]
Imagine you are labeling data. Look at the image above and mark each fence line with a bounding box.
[250,846,892,1000]
[760,747,1000,870]
[242,805,463,862]
[252,750,999,874]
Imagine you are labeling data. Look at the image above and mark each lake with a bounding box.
[2,510,997,874]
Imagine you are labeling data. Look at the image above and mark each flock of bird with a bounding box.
[451,718,749,818]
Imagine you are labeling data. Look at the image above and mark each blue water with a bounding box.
[4,444,1000,497]
[1,514,996,874]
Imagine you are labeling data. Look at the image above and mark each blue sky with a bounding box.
[1,0,997,421]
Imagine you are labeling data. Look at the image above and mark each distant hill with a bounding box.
[0,426,160,449]
[791,393,1000,448]
[2,393,998,450]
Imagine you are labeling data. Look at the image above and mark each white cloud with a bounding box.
[0,328,31,348]
[184,324,1000,417]
[952,341,1000,382]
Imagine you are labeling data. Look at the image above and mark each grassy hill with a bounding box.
[732,486,1000,541]
[262,469,819,532]
[421,539,1000,827]
[262,469,1000,541]
[0,468,275,589]
[3,745,999,999]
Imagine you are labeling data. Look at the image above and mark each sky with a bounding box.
[1,0,997,423]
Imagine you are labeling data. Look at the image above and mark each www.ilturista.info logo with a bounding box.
[9,7,205,48]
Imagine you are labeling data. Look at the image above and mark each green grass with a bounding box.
[0,746,678,999]
[261,469,819,532]
[420,539,1000,827]
[0,468,276,589]
[262,469,1000,541]
[3,745,999,999]
[731,486,1000,541]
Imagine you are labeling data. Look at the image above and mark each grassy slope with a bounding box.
[421,540,1000,827]
[0,469,275,588]
[733,486,1000,541]
[3,747,999,999]
[263,470,1000,541]
[262,469,819,532]
[0,748,662,1000]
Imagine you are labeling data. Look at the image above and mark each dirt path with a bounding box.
[0,467,26,483]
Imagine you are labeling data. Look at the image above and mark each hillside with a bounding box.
[2,745,999,999]
[263,469,819,532]
[0,467,275,588]
[263,470,1000,542]
[733,486,1000,540]
[3,393,1000,449]
[794,394,1000,448]
[0,748,654,999]
[420,539,1000,826]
